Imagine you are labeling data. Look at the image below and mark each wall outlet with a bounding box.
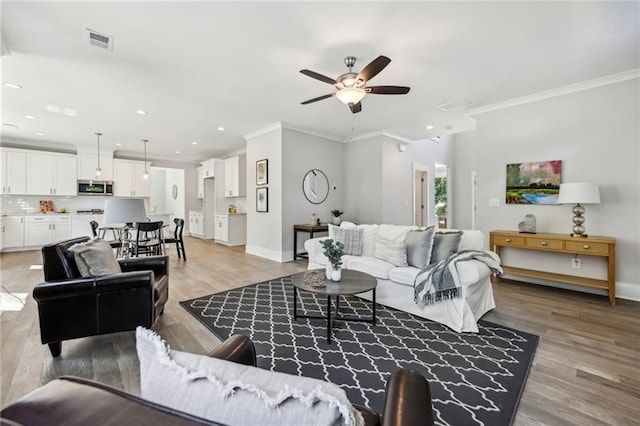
[489,198,500,207]
[572,258,581,268]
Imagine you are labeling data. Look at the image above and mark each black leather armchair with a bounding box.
[33,236,169,357]
[0,335,434,426]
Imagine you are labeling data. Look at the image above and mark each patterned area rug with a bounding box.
[180,276,538,426]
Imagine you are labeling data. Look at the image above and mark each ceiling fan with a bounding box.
[300,55,410,114]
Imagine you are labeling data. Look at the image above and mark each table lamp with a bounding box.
[557,182,600,238]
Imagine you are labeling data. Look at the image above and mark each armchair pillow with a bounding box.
[136,327,364,426]
[430,231,463,264]
[405,226,436,269]
[375,236,408,267]
[68,238,121,277]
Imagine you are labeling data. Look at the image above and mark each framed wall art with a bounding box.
[256,187,268,212]
[256,159,268,185]
[506,160,562,204]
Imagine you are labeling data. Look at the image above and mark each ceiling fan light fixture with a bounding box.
[336,87,365,105]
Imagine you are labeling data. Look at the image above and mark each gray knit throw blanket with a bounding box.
[414,250,503,306]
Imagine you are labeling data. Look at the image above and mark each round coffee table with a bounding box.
[290,269,377,343]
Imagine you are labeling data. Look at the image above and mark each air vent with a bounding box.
[86,29,113,50]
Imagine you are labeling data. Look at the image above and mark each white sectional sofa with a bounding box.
[305,223,497,333]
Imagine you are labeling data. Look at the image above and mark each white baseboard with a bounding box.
[245,245,287,262]
[502,275,640,302]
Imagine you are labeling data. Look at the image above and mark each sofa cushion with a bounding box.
[378,224,417,241]
[68,238,121,277]
[458,230,484,251]
[388,267,421,287]
[348,256,394,279]
[374,237,408,267]
[333,227,364,256]
[358,224,379,256]
[136,327,363,426]
[404,227,435,269]
[430,231,463,264]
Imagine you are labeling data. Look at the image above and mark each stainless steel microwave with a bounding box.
[77,180,114,196]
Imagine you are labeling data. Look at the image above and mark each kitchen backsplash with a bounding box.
[0,195,147,215]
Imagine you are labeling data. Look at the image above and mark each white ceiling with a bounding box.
[1,1,638,163]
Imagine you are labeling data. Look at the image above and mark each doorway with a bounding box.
[149,167,185,222]
[413,165,428,227]
[435,163,448,229]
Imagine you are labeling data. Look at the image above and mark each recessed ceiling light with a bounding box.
[217,127,224,131]
[425,125,434,130]
[3,123,17,127]
[175,151,181,154]
[115,143,122,146]
[4,83,23,89]
[191,142,198,145]
[46,105,61,113]
[63,108,78,117]
[24,115,36,120]
[136,110,148,115]
[36,132,45,136]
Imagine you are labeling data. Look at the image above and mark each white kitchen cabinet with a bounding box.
[197,166,204,199]
[215,214,246,246]
[25,216,71,246]
[189,211,203,237]
[26,152,77,196]
[201,158,215,178]
[77,153,114,181]
[223,156,246,197]
[113,159,150,197]
[1,216,25,250]
[0,149,27,195]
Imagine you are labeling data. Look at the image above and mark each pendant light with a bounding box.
[142,139,149,179]
[95,132,102,177]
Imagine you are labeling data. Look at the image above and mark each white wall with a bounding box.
[245,126,283,261]
[282,128,344,260]
[452,79,640,300]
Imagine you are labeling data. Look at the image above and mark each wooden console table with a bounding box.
[489,230,616,305]
[293,223,329,260]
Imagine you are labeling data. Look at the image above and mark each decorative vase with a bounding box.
[310,213,317,226]
[331,267,342,282]
[332,216,341,225]
[325,264,332,280]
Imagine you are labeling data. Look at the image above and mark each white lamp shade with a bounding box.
[103,198,148,225]
[557,182,601,204]
[335,87,365,105]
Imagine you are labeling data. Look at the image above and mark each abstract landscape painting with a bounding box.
[506,160,562,204]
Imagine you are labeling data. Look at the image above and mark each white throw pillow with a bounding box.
[374,236,408,267]
[68,238,121,277]
[136,327,363,426]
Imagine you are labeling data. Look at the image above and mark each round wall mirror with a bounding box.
[171,184,178,200]
[302,169,329,204]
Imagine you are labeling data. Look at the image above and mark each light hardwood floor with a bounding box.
[1,236,639,425]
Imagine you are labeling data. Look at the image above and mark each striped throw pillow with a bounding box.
[333,227,364,256]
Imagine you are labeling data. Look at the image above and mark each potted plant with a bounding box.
[321,239,344,281]
[330,209,344,225]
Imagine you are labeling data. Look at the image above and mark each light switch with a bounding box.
[489,198,500,207]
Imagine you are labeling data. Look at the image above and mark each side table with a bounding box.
[293,223,329,260]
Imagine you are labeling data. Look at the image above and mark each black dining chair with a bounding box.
[163,218,186,260]
[90,220,122,253]
[134,221,164,257]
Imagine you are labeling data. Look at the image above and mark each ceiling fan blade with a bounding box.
[300,69,337,85]
[301,93,334,105]
[348,102,362,114]
[366,86,411,95]
[357,55,391,82]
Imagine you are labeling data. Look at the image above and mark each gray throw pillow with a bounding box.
[135,327,364,426]
[405,226,435,269]
[374,236,408,267]
[69,238,121,277]
[334,227,364,256]
[430,231,463,264]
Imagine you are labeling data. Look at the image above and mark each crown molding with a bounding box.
[243,122,283,141]
[281,123,343,142]
[347,130,414,144]
[466,69,640,116]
